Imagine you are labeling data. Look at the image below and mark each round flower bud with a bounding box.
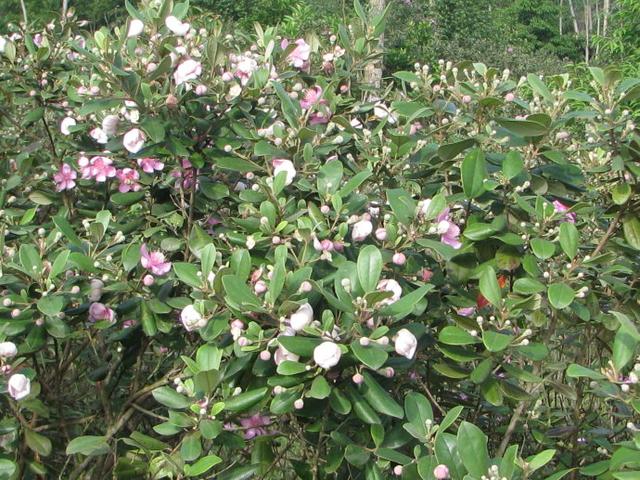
[254,280,268,294]
[143,274,155,286]
[393,465,403,476]
[290,303,314,331]
[8,373,31,400]
[320,205,331,215]
[299,281,313,293]
[352,373,364,384]
[259,350,271,361]
[313,341,341,369]
[294,398,304,409]
[394,329,418,359]
[392,252,406,266]
[375,228,387,241]
[433,464,450,479]
[0,341,18,358]
[384,367,395,378]
[180,305,207,331]
[2,298,12,307]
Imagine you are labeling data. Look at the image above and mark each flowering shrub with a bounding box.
[1,1,640,479]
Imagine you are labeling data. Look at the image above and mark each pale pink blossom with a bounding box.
[238,414,272,439]
[300,86,322,109]
[377,279,402,305]
[54,163,77,191]
[553,200,576,223]
[90,127,108,144]
[287,38,311,68]
[457,306,475,317]
[137,157,165,173]
[81,156,116,182]
[116,168,141,193]
[436,208,462,249]
[272,159,296,185]
[89,302,116,323]
[140,244,172,276]
[165,15,190,36]
[60,117,76,135]
[8,373,30,400]
[127,19,144,38]
[123,128,146,153]
[174,59,202,85]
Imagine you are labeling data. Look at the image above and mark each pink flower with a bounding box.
[553,200,576,223]
[123,128,146,153]
[436,208,462,249]
[89,302,116,323]
[116,168,141,193]
[300,86,322,109]
[81,156,116,182]
[140,244,172,276]
[171,158,197,189]
[238,414,272,439]
[90,127,108,144]
[137,157,165,173]
[457,306,475,317]
[287,38,311,68]
[53,163,77,191]
[174,59,202,85]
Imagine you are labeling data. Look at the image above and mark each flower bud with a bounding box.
[8,373,30,400]
[143,274,155,286]
[0,341,18,358]
[313,341,341,369]
[394,329,418,359]
[392,252,406,266]
[290,303,314,331]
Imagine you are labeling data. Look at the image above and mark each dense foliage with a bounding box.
[1,0,640,479]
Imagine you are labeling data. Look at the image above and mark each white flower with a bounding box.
[417,198,432,216]
[180,305,207,331]
[0,341,17,358]
[123,128,146,153]
[173,59,202,85]
[351,219,373,242]
[373,103,397,124]
[0,37,6,53]
[102,115,119,136]
[8,373,30,400]
[290,303,313,331]
[60,117,76,135]
[90,127,108,144]
[394,328,417,359]
[272,159,296,185]
[165,15,190,36]
[377,279,402,305]
[127,19,144,38]
[313,341,341,369]
[274,345,299,365]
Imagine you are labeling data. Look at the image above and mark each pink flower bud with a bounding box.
[166,94,178,108]
[505,93,515,102]
[433,465,450,479]
[320,205,331,214]
[260,350,271,361]
[254,280,267,294]
[299,281,312,293]
[272,236,281,244]
[375,228,387,241]
[393,465,403,476]
[352,373,364,384]
[294,398,304,409]
[384,367,395,378]
[195,84,208,95]
[237,337,249,347]
[11,308,20,318]
[143,274,155,286]
[392,252,406,265]
[231,319,244,330]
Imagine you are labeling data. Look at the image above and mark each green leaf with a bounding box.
[318,160,343,196]
[222,275,264,312]
[527,74,553,102]
[502,150,524,180]
[439,326,481,345]
[346,387,381,424]
[65,435,109,456]
[308,376,331,399]
[37,296,64,316]
[0,459,16,478]
[547,283,575,309]
[19,244,42,279]
[438,138,476,161]
[53,215,82,247]
[612,328,637,370]
[387,188,416,225]
[612,184,631,205]
[513,278,545,294]
[357,245,382,293]
[277,336,322,357]
[361,372,403,418]
[173,262,202,288]
[530,238,556,259]
[497,118,548,137]
[276,360,307,375]
[566,364,605,380]
[482,331,513,352]
[140,301,158,337]
[527,449,556,472]
[461,148,487,199]
[559,222,579,260]
[224,387,268,412]
[180,432,202,462]
[378,284,433,319]
[185,455,222,477]
[479,266,501,307]
[351,341,388,370]
[457,421,489,477]
[25,429,52,457]
[623,216,640,250]
[152,386,191,409]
